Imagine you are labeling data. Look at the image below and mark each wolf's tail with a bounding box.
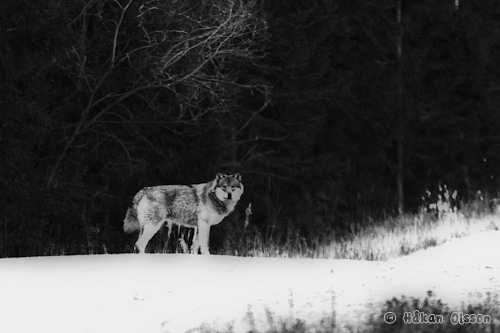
[124,189,147,233]
[123,207,140,233]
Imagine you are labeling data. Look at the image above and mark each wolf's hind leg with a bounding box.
[135,222,163,254]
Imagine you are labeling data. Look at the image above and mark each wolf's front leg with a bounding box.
[197,222,211,255]
[190,227,199,254]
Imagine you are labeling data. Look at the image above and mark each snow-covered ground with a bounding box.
[1,230,499,333]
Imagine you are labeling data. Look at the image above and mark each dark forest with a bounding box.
[2,0,500,257]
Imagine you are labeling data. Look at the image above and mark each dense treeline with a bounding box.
[1,0,500,257]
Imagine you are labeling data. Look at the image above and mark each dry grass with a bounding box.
[223,198,500,261]
[319,211,499,261]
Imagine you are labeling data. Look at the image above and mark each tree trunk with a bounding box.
[396,0,405,215]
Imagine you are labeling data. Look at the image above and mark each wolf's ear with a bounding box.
[233,173,242,181]
[216,173,225,180]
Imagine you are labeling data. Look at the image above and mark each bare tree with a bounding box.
[396,0,405,215]
[46,0,269,188]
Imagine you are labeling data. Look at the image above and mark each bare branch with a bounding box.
[47,0,269,187]
[111,0,133,67]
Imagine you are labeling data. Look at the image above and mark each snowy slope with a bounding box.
[1,230,499,333]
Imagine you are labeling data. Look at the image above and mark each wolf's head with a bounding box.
[213,173,244,202]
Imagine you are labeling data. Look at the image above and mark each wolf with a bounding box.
[123,173,244,254]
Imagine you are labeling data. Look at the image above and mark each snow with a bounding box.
[1,230,499,333]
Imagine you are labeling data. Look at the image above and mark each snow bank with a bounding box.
[1,230,499,333]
